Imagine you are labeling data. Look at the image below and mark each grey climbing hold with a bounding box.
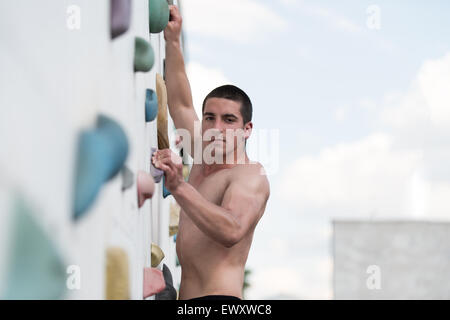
[111,0,132,39]
[155,264,177,300]
[121,165,134,191]
[150,147,164,183]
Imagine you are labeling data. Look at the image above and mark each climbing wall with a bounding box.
[0,0,183,299]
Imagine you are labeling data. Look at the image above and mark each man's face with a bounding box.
[201,97,249,162]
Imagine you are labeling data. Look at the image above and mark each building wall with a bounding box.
[333,220,450,299]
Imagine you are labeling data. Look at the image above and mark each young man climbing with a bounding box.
[152,5,270,300]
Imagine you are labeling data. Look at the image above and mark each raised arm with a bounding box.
[164,5,199,156]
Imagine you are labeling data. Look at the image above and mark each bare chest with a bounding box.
[177,165,232,237]
[186,165,231,205]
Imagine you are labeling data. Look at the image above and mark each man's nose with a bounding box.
[212,119,225,132]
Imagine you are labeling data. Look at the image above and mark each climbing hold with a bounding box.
[148,0,170,34]
[110,0,131,39]
[169,202,180,236]
[105,247,130,300]
[121,165,134,191]
[163,176,171,198]
[183,164,190,181]
[156,73,169,149]
[175,254,180,267]
[73,114,129,220]
[150,147,164,183]
[173,234,177,242]
[137,170,155,208]
[145,89,158,122]
[3,194,66,299]
[151,243,165,268]
[155,264,177,300]
[143,267,165,298]
[134,37,154,72]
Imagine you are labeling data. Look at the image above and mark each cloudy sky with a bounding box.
[180,0,450,299]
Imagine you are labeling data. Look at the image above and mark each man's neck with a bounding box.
[201,151,249,176]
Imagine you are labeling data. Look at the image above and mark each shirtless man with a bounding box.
[152,5,270,300]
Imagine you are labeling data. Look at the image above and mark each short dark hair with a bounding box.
[202,85,253,125]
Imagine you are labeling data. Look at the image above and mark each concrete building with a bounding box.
[333,220,450,299]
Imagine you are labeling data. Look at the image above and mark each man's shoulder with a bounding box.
[229,162,270,194]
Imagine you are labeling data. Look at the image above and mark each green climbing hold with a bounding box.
[149,0,170,34]
[134,37,155,72]
[3,195,66,299]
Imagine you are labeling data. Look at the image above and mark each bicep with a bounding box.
[221,180,267,239]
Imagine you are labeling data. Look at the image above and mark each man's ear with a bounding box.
[244,121,253,140]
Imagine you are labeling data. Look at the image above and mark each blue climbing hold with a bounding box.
[145,89,158,122]
[163,176,171,198]
[73,115,129,219]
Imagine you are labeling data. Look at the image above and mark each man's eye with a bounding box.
[226,118,234,122]
[205,117,213,120]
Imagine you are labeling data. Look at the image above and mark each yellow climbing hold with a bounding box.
[169,202,180,236]
[156,73,169,150]
[151,243,165,268]
[105,247,130,300]
[182,164,190,181]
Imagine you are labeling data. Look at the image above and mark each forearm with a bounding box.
[165,40,194,112]
[172,182,240,247]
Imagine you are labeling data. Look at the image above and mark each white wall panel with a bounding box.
[0,0,179,299]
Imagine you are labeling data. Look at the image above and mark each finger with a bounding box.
[158,156,177,169]
[157,162,172,173]
[157,149,172,157]
[160,153,182,166]
[155,154,178,170]
[155,150,171,162]
[157,149,180,161]
[169,5,180,21]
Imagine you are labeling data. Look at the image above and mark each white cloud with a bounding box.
[429,182,450,218]
[303,4,363,34]
[279,132,422,218]
[334,106,347,122]
[381,53,450,131]
[246,257,333,299]
[186,61,232,118]
[278,0,363,34]
[182,0,288,42]
[246,266,305,299]
[278,0,302,6]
